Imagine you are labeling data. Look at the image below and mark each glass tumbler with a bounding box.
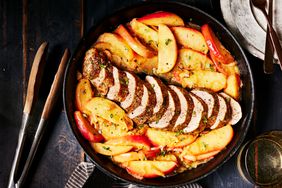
[237,131,282,187]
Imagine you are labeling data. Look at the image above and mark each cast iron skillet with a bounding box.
[63,1,255,187]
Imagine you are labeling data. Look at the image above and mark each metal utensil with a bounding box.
[263,0,274,74]
[15,49,70,188]
[251,0,282,70]
[8,42,48,188]
[8,46,70,188]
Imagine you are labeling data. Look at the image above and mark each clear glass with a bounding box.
[237,131,282,187]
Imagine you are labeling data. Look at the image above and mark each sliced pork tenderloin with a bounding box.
[183,93,208,134]
[169,86,194,132]
[149,90,176,129]
[145,76,169,123]
[220,92,242,125]
[191,89,219,128]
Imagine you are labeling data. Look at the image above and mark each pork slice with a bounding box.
[183,93,208,133]
[120,71,136,110]
[145,76,169,123]
[116,70,129,102]
[163,86,181,130]
[128,84,150,125]
[191,89,219,128]
[169,86,194,132]
[125,75,144,114]
[149,90,176,129]
[220,92,242,125]
[210,94,228,129]
[134,82,156,124]
[106,66,120,101]
[82,48,114,95]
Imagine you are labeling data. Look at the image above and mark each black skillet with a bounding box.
[63,1,255,187]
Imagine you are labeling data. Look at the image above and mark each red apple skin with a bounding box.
[201,24,234,64]
[74,111,104,142]
[115,24,154,58]
[137,11,184,26]
[142,147,161,159]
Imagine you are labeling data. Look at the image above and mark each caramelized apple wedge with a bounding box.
[171,26,208,53]
[105,135,151,150]
[91,143,133,156]
[97,33,134,61]
[146,128,197,148]
[182,150,220,162]
[180,70,227,92]
[157,24,177,73]
[74,111,104,142]
[181,125,233,156]
[177,48,214,71]
[115,24,154,58]
[75,78,94,113]
[138,11,184,26]
[224,74,241,100]
[123,160,177,179]
[129,18,158,51]
[112,152,146,163]
[85,97,133,131]
[156,154,178,162]
[201,24,234,64]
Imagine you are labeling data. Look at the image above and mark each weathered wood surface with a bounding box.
[0,0,282,188]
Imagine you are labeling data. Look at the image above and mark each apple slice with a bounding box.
[157,24,177,73]
[91,143,133,156]
[180,70,227,92]
[201,24,234,64]
[115,24,154,58]
[105,135,151,150]
[146,128,197,148]
[182,125,233,156]
[129,19,158,51]
[85,97,133,131]
[74,111,104,142]
[182,150,220,162]
[75,78,94,113]
[138,11,184,26]
[112,152,146,163]
[94,116,130,141]
[124,160,177,179]
[156,154,178,162]
[177,48,214,71]
[97,33,134,61]
[224,74,240,100]
[171,26,208,53]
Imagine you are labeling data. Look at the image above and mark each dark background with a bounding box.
[0,0,281,187]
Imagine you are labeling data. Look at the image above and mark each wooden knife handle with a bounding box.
[41,49,70,120]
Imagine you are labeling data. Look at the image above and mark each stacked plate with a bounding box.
[220,0,282,61]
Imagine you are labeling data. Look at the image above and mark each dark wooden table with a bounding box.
[1,0,281,187]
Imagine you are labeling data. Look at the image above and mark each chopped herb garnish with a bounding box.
[203,116,208,124]
[110,114,113,118]
[175,130,184,136]
[102,146,111,151]
[99,64,106,69]
[160,150,167,157]
[165,38,172,45]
